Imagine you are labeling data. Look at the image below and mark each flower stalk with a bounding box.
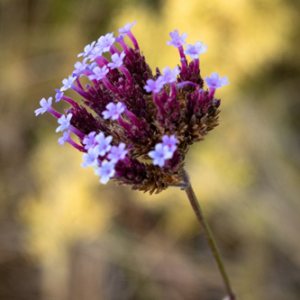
[182,171,236,300]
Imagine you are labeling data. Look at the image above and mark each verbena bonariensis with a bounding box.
[35,22,236,299]
[35,21,229,194]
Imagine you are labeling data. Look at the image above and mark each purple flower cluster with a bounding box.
[35,22,229,194]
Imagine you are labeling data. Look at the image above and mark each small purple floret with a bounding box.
[55,89,64,102]
[35,97,52,116]
[205,72,229,89]
[118,21,137,34]
[161,66,180,84]
[108,52,126,69]
[162,135,178,153]
[58,131,70,145]
[78,41,96,58]
[184,41,208,59]
[94,132,113,156]
[108,143,128,163]
[102,102,127,120]
[148,143,173,167]
[88,66,109,81]
[95,160,116,184]
[83,131,98,150]
[56,113,72,132]
[144,77,165,94]
[167,29,188,48]
[61,76,75,91]
[73,58,88,77]
[81,147,100,168]
[97,33,115,53]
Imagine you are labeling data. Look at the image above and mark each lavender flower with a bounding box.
[35,22,228,192]
[56,114,72,132]
[148,143,174,167]
[184,41,208,59]
[94,132,113,156]
[95,161,116,184]
[108,143,128,163]
[35,97,52,116]
[81,147,100,168]
[102,102,126,120]
[78,41,96,57]
[58,131,70,145]
[205,72,229,89]
[167,29,188,48]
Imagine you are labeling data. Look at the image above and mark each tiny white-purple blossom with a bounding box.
[184,41,208,59]
[35,97,52,116]
[82,131,97,150]
[95,160,116,184]
[73,58,88,77]
[148,143,173,167]
[167,29,188,48]
[55,89,64,102]
[61,76,75,91]
[88,66,109,81]
[162,135,178,153]
[81,147,100,168]
[115,34,125,43]
[97,32,115,52]
[88,46,103,61]
[144,77,165,93]
[107,143,128,163]
[102,102,127,120]
[58,131,70,146]
[78,41,96,57]
[205,72,229,89]
[56,113,72,133]
[94,132,113,156]
[107,51,126,69]
[161,66,180,84]
[118,21,137,34]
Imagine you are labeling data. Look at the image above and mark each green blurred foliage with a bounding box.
[1,0,300,299]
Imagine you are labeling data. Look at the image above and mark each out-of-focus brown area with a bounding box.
[1,0,300,299]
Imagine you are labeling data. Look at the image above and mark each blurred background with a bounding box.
[1,0,300,299]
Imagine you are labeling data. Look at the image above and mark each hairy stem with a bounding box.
[182,171,236,300]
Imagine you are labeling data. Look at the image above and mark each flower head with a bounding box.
[102,102,127,120]
[35,97,52,116]
[36,22,226,192]
[184,41,208,59]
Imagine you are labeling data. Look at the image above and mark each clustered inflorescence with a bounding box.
[35,21,229,194]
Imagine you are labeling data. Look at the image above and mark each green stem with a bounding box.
[182,171,236,300]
